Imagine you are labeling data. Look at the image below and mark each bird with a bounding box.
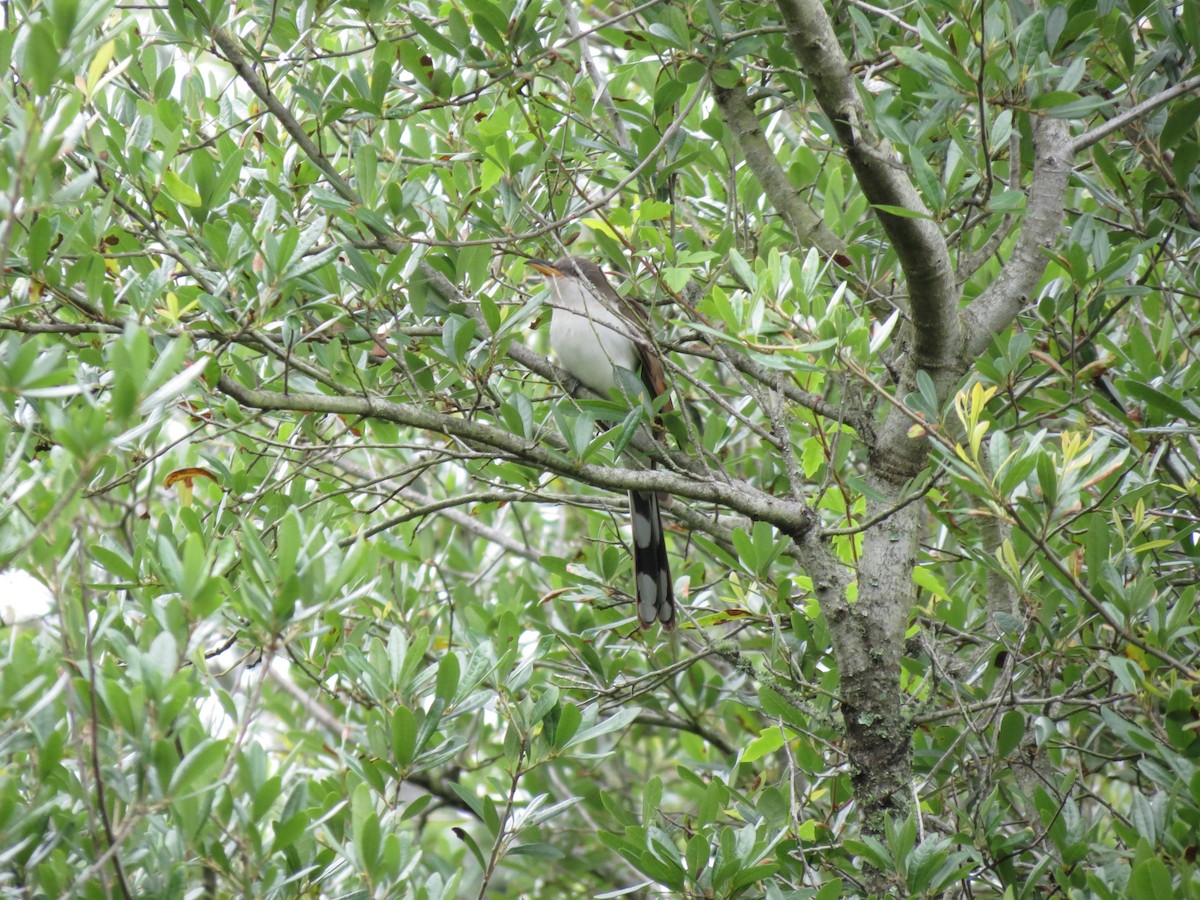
[527,255,675,631]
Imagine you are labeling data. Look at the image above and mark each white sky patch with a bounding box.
[0,569,55,624]
[198,688,235,739]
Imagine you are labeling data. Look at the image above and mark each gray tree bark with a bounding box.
[771,0,1075,840]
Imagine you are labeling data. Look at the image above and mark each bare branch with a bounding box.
[960,117,1074,358]
[215,375,817,537]
[1072,74,1200,154]
[774,0,958,368]
[711,74,847,261]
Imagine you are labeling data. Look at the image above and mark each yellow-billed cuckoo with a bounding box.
[527,256,675,631]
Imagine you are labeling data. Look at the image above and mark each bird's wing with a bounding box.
[604,286,669,410]
[634,341,670,411]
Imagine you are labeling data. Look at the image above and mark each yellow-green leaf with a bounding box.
[742,725,788,763]
[86,40,116,99]
[163,170,201,207]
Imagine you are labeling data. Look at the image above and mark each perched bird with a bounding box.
[528,256,675,631]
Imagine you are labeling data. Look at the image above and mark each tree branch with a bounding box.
[960,116,1074,358]
[774,0,958,369]
[215,376,816,537]
[1072,74,1200,154]
[711,74,847,261]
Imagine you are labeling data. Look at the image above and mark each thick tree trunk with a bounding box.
[826,489,920,831]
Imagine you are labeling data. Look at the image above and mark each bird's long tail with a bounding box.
[629,487,674,630]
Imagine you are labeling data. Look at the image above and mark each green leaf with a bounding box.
[727,248,757,292]
[637,199,673,221]
[144,630,178,685]
[501,392,535,440]
[436,652,460,704]
[462,0,507,49]
[915,370,939,412]
[642,776,662,825]
[731,526,758,574]
[509,842,565,859]
[1129,857,1174,899]
[697,778,726,825]
[844,836,892,872]
[996,710,1025,758]
[912,565,949,603]
[271,813,308,853]
[442,315,477,366]
[758,685,807,732]
[742,725,786,763]
[412,699,446,762]
[392,706,417,766]
[634,846,686,887]
[1159,98,1200,150]
[27,20,60,95]
[872,204,934,220]
[662,267,691,292]
[1107,655,1143,692]
[162,169,202,207]
[563,706,641,750]
[90,543,136,580]
[351,781,382,878]
[85,38,116,98]
[447,782,487,822]
[529,686,559,727]
[1015,12,1045,69]
[552,702,582,748]
[1036,453,1058,510]
[168,739,226,796]
[455,826,488,869]
[480,291,502,333]
[732,863,781,889]
[1123,380,1196,422]
[1031,91,1115,119]
[684,832,707,876]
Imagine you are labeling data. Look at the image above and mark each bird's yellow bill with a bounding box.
[527,260,562,277]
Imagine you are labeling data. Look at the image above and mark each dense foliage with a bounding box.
[2,0,1200,896]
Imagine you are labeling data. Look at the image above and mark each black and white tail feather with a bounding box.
[630,483,674,630]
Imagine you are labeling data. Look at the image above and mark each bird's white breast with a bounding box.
[547,276,639,395]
